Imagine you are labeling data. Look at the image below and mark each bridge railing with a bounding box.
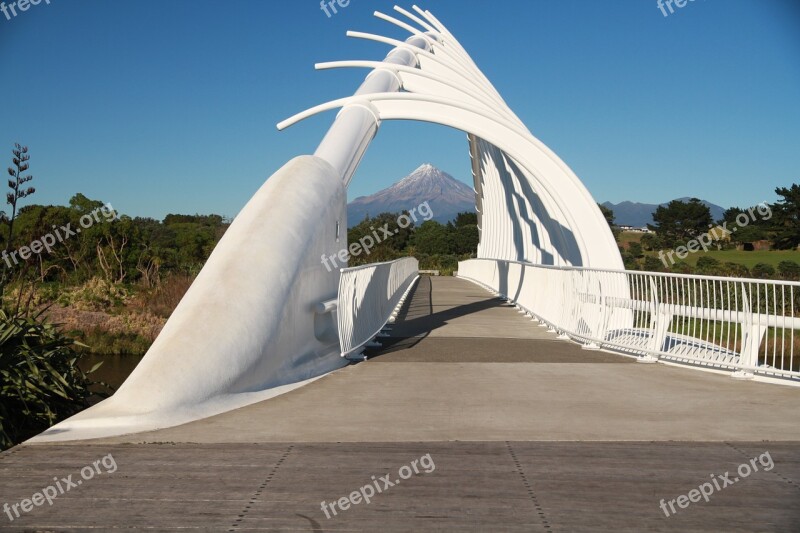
[337,257,419,357]
[458,258,800,382]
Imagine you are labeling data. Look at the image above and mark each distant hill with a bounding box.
[347,164,475,226]
[349,169,726,229]
[602,198,726,227]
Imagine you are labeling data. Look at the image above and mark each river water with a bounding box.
[78,354,144,392]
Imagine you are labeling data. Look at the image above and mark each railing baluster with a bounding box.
[457,258,800,382]
[337,257,419,358]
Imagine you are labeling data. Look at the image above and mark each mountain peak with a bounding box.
[348,164,476,226]
[399,163,446,183]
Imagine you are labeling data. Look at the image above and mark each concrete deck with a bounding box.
[2,276,799,531]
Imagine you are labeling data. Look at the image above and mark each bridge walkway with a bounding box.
[1,276,799,531]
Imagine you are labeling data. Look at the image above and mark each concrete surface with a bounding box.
[1,442,798,532]
[3,276,799,532]
[69,276,800,445]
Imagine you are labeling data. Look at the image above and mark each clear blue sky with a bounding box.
[1,0,798,219]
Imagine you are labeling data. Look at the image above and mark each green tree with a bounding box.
[69,193,103,214]
[4,144,35,252]
[770,184,800,249]
[639,233,661,252]
[413,220,453,255]
[453,211,477,227]
[620,248,637,270]
[642,255,664,272]
[648,198,712,248]
[347,212,412,266]
[720,206,769,244]
[599,204,620,241]
[1,144,36,295]
[449,213,479,256]
[599,204,615,227]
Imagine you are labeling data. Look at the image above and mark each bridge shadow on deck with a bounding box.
[366,275,632,364]
[3,277,800,532]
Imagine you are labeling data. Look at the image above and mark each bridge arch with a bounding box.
[279,6,622,269]
[34,6,627,442]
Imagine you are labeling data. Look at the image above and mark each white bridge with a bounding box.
[36,5,799,443]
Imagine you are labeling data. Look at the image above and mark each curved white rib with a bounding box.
[345,31,509,110]
[315,61,502,116]
[393,5,437,33]
[281,5,623,269]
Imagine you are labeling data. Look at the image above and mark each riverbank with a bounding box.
[43,305,163,355]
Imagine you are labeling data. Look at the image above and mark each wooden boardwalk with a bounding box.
[2,441,799,532]
[2,277,799,531]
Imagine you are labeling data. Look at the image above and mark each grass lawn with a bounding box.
[617,231,645,247]
[682,249,800,268]
[651,249,800,269]
[620,231,800,271]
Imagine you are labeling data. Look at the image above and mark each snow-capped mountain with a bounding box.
[347,164,476,226]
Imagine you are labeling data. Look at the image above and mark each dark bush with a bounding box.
[695,256,721,276]
[642,256,664,272]
[670,261,693,274]
[721,262,750,278]
[751,263,776,279]
[0,310,103,449]
[777,261,800,281]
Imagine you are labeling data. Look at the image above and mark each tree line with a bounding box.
[606,184,800,278]
[347,211,479,274]
[643,189,799,250]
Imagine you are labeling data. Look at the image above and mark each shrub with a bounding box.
[0,310,103,449]
[57,277,128,311]
[129,273,194,318]
[416,253,461,276]
[751,263,776,279]
[670,261,693,274]
[642,256,664,272]
[68,328,153,356]
[721,262,750,278]
[640,234,660,251]
[695,256,721,276]
[622,255,638,271]
[778,261,800,281]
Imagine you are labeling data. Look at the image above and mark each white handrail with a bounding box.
[458,258,800,382]
[338,257,419,357]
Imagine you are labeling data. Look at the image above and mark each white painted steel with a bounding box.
[338,257,419,357]
[37,4,794,446]
[281,7,623,269]
[34,156,350,441]
[313,34,430,187]
[459,259,800,382]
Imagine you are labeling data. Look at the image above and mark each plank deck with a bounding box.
[2,277,799,531]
